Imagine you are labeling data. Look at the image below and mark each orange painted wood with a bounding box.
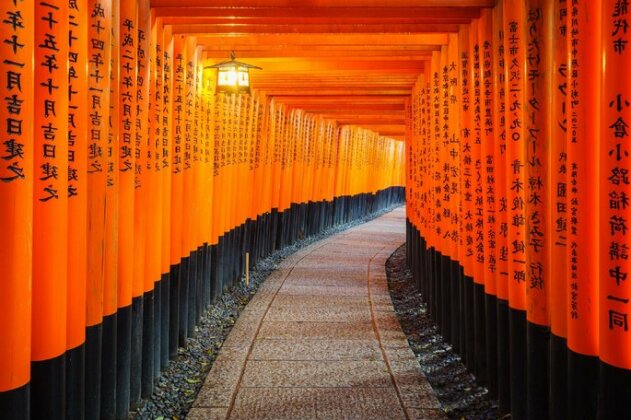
[170,23,460,34]
[153,6,481,21]
[151,0,494,8]
[161,26,174,271]
[117,0,137,306]
[195,33,449,46]
[86,0,113,328]
[458,24,474,277]
[32,0,69,361]
[492,0,509,302]
[601,0,631,370]
[479,8,496,295]
[0,0,34,391]
[566,0,601,358]
[137,0,152,292]
[67,0,89,350]
[524,0,551,327]
[503,0,527,311]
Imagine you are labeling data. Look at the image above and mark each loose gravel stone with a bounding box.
[386,245,499,420]
[131,205,401,420]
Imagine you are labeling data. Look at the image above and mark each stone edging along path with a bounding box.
[190,208,445,420]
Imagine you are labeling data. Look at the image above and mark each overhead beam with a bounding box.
[171,23,460,34]
[202,50,435,58]
[263,88,411,95]
[271,95,409,103]
[212,61,425,72]
[151,1,493,8]
[194,33,449,46]
[201,44,442,52]
[153,6,482,21]
[280,104,405,111]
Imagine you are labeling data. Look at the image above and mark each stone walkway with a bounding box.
[190,208,444,419]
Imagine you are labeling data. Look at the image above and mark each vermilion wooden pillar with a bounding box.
[549,1,569,418]
[566,2,601,419]
[32,1,69,418]
[599,0,631,416]
[0,1,34,418]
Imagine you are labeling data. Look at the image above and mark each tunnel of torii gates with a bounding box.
[0,0,630,419]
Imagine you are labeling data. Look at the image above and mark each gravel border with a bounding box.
[132,205,403,420]
[386,244,499,420]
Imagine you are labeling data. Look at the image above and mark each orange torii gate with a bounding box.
[2,1,631,419]
[407,1,631,420]
[0,2,405,418]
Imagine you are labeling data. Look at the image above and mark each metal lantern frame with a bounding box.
[205,51,262,94]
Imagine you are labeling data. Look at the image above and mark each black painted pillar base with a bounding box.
[0,383,30,420]
[485,293,498,398]
[509,308,527,420]
[496,299,511,415]
[129,296,143,410]
[115,305,131,420]
[526,322,549,420]
[66,343,85,420]
[160,272,170,369]
[568,350,599,420]
[85,323,102,420]
[141,290,154,399]
[168,263,180,359]
[598,360,631,419]
[549,334,567,420]
[101,313,117,419]
[179,256,190,346]
[31,353,66,419]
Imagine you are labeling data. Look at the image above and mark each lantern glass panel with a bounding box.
[238,67,249,87]
[218,67,238,87]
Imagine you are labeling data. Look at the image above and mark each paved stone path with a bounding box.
[191,208,444,419]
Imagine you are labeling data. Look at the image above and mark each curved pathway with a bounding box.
[191,208,444,419]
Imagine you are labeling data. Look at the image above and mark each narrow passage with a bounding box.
[191,208,443,420]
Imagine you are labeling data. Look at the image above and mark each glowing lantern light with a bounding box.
[205,51,262,94]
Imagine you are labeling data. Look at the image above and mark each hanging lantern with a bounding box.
[205,51,262,94]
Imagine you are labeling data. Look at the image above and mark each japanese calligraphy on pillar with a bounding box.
[104,0,119,318]
[480,10,496,284]
[1,0,33,185]
[120,2,136,179]
[432,52,441,244]
[162,35,171,173]
[420,79,428,232]
[135,0,150,295]
[172,40,184,176]
[550,0,568,338]
[35,0,69,205]
[459,26,474,276]
[525,0,550,326]
[566,0,600,356]
[68,0,87,200]
[472,21,485,281]
[447,35,460,262]
[601,0,631,368]
[67,0,88,352]
[441,46,452,253]
[184,44,194,172]
[86,0,111,327]
[136,5,149,190]
[161,30,172,271]
[504,4,527,310]
[493,1,509,301]
[0,0,34,394]
[33,0,69,361]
